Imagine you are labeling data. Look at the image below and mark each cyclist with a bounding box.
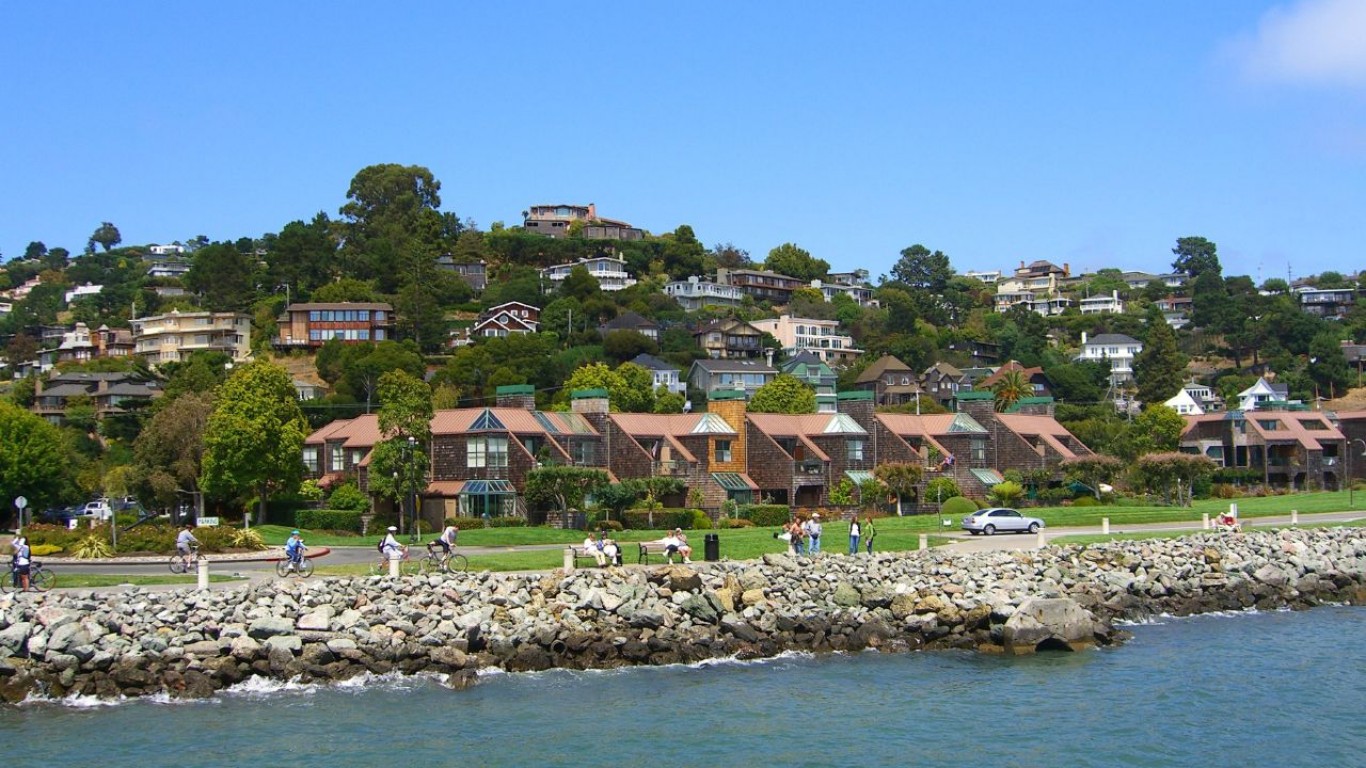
[427,523,459,560]
[379,525,405,561]
[284,530,306,569]
[176,523,200,559]
[12,536,31,591]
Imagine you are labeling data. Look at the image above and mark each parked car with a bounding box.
[962,507,1044,535]
[37,506,81,525]
[80,500,114,521]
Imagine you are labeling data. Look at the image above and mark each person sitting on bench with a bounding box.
[581,532,608,567]
[662,529,693,564]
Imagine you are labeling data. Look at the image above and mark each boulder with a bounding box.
[999,597,1102,654]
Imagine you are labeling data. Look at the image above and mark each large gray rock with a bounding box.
[999,597,1102,654]
[248,617,295,639]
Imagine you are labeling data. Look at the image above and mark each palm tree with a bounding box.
[991,369,1029,411]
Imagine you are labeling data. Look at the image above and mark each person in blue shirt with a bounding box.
[284,530,306,566]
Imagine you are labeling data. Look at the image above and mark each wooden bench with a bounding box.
[637,540,680,565]
[570,545,622,568]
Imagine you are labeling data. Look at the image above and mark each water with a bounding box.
[3,607,1361,768]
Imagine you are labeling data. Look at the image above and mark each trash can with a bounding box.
[704,533,720,562]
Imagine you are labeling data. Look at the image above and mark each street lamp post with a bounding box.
[407,435,419,542]
[1350,438,1366,509]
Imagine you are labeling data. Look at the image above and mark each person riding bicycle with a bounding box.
[176,523,199,558]
[284,530,306,566]
[11,536,31,591]
[380,525,406,561]
[427,523,459,558]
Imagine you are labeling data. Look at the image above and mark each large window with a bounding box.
[847,439,865,461]
[303,448,319,474]
[715,439,732,462]
[970,439,987,463]
[467,436,509,468]
[330,445,343,472]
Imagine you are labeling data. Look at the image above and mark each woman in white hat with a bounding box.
[380,525,406,560]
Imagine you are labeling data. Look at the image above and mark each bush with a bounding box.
[70,535,115,559]
[740,504,791,527]
[486,517,527,528]
[443,516,487,530]
[622,509,693,531]
[718,517,755,529]
[940,496,978,519]
[327,482,370,514]
[296,508,364,533]
[31,544,63,556]
[594,519,624,532]
[1071,495,1100,507]
[690,509,713,530]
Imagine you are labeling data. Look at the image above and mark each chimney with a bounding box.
[587,203,597,221]
[765,348,775,367]
[494,384,535,410]
[837,390,875,430]
[1063,262,1070,276]
[1081,331,1088,345]
[570,388,610,433]
[707,389,748,471]
[956,390,996,421]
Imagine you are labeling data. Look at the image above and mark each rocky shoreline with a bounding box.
[2,526,1363,703]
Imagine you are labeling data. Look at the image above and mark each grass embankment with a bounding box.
[283,491,1359,574]
[47,574,245,588]
[1052,517,1366,547]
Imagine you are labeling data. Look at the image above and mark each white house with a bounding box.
[630,353,686,395]
[1077,332,1142,386]
[1164,388,1204,415]
[1236,377,1290,411]
[540,256,636,292]
[664,276,745,310]
[64,283,104,305]
[1079,290,1124,315]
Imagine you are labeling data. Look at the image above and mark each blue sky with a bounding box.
[2,1,1363,282]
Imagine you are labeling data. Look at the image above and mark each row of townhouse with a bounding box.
[303,385,1092,528]
[1177,406,1366,491]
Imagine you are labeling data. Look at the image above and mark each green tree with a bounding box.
[653,389,686,413]
[763,243,829,282]
[989,480,1025,506]
[991,369,1029,411]
[749,373,817,413]
[1307,330,1351,399]
[87,221,122,253]
[200,361,309,524]
[1134,452,1217,506]
[602,330,658,364]
[891,244,953,292]
[311,277,380,303]
[338,163,444,291]
[364,370,434,532]
[267,213,337,298]
[131,391,214,517]
[1171,236,1220,278]
[1134,313,1188,407]
[874,462,922,512]
[1115,405,1186,461]
[185,242,256,311]
[524,466,609,526]
[828,477,857,507]
[1060,454,1123,499]
[0,400,70,522]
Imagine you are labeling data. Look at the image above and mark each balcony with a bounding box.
[795,459,826,477]
[653,460,691,476]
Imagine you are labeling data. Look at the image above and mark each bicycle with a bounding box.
[370,547,416,576]
[3,559,55,593]
[418,547,468,575]
[168,544,205,574]
[276,554,314,578]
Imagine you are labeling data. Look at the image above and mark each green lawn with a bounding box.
[49,573,245,588]
[1052,517,1366,546]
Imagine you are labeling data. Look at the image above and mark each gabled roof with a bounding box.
[747,412,867,437]
[855,355,914,384]
[688,358,777,374]
[1083,333,1140,346]
[877,412,989,436]
[601,311,658,331]
[693,317,763,336]
[979,361,1046,388]
[629,353,679,372]
[286,302,393,311]
[995,413,1088,459]
[923,361,963,379]
[608,412,736,436]
[1242,411,1343,450]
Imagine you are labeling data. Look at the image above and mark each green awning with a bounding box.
[845,470,875,485]
[711,472,756,491]
[970,468,1004,485]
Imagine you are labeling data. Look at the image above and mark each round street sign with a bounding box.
[13,496,26,510]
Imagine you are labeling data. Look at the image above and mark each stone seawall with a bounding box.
[1,527,1363,703]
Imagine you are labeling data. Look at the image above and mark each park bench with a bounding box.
[570,545,621,568]
[637,540,677,565]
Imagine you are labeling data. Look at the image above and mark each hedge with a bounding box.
[295,508,364,533]
[622,509,695,531]
[740,504,791,527]
[940,496,978,519]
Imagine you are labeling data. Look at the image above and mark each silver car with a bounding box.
[962,507,1044,535]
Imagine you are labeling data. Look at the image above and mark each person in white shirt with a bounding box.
[427,524,459,557]
[805,513,823,554]
[582,532,607,567]
[602,536,620,566]
[176,524,199,556]
[663,528,693,564]
[380,526,406,560]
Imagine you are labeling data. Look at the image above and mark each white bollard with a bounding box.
[1291,509,1299,526]
[197,557,209,591]
[1203,513,1210,530]
[1102,517,1110,535]
[1036,529,1046,548]
[389,555,400,578]
[564,547,576,571]
[1230,502,1238,518]
[918,534,928,551]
